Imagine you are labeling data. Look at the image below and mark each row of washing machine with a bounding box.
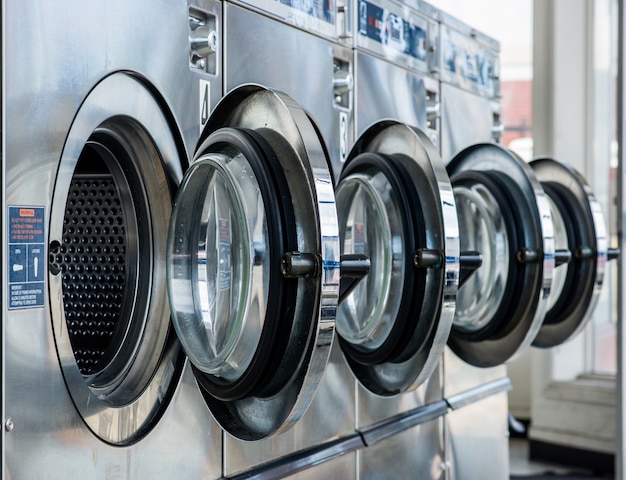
[2,0,617,478]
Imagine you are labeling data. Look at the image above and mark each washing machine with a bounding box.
[3,1,351,478]
[438,11,618,479]
[206,2,360,478]
[336,1,455,479]
[3,0,223,478]
[436,13,541,478]
[216,0,464,477]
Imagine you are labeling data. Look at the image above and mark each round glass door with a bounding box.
[336,121,458,396]
[167,85,340,440]
[447,144,552,367]
[530,157,609,347]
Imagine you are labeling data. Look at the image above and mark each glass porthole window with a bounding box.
[166,85,340,440]
[453,181,509,332]
[447,144,549,368]
[335,121,457,396]
[544,193,569,312]
[336,171,405,351]
[169,145,269,382]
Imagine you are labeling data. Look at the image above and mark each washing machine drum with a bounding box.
[335,121,458,396]
[49,73,187,446]
[530,157,609,348]
[167,85,340,440]
[446,144,551,368]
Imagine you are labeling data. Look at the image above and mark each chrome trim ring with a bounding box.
[447,143,553,367]
[49,72,186,445]
[191,84,340,439]
[339,120,459,395]
[530,157,608,347]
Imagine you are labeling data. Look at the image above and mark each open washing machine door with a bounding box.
[530,157,618,347]
[446,143,552,368]
[334,121,459,396]
[166,85,340,440]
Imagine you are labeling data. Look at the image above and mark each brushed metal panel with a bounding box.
[446,391,510,480]
[443,347,507,399]
[358,416,446,480]
[224,340,356,476]
[224,3,354,179]
[355,51,428,139]
[356,361,443,430]
[440,83,495,163]
[3,0,223,477]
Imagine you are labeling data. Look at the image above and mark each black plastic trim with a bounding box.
[541,182,595,327]
[528,439,614,474]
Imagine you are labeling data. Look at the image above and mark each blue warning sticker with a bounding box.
[8,206,46,310]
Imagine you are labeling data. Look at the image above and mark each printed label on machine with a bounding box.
[199,79,211,137]
[357,0,427,61]
[8,206,46,310]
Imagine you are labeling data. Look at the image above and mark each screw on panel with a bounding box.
[5,418,14,432]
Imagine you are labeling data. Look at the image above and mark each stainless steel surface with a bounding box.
[4,0,223,476]
[441,83,499,162]
[348,2,450,474]
[2,0,523,477]
[530,157,610,347]
[195,84,340,439]
[446,144,553,367]
[49,72,183,445]
[220,6,356,473]
[355,51,429,137]
[446,390,510,480]
[439,16,509,480]
[224,3,353,179]
[224,340,356,476]
[358,416,446,480]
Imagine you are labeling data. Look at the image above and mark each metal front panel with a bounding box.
[443,348,506,399]
[224,340,356,476]
[445,391,510,480]
[221,5,355,473]
[356,361,443,429]
[357,416,446,480]
[3,0,223,477]
[287,452,356,480]
[440,83,499,162]
[355,51,430,138]
[224,3,354,180]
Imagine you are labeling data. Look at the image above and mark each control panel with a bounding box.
[356,0,438,75]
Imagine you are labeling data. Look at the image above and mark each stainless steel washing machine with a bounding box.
[438,12,618,479]
[212,3,359,477]
[3,1,348,478]
[3,0,223,477]
[436,13,541,478]
[337,1,454,478]
[218,1,461,478]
